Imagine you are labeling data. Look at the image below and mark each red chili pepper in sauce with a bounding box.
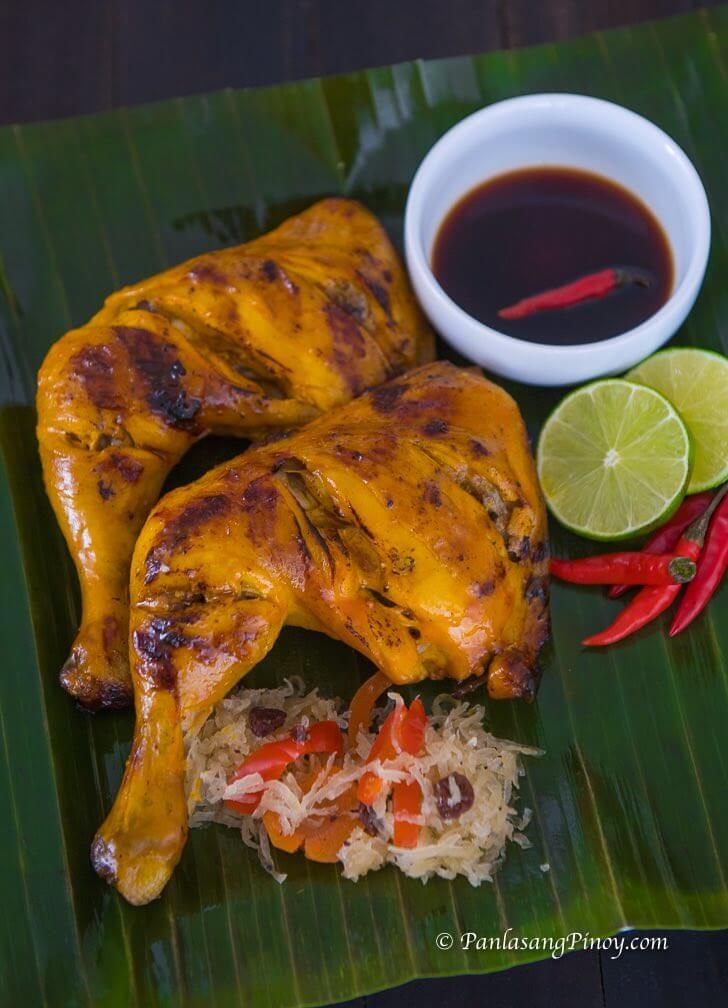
[497,267,649,320]
[609,493,713,598]
[550,551,696,586]
[670,489,728,636]
[583,485,728,647]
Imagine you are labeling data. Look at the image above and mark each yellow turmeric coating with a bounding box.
[92,362,549,904]
[36,199,434,709]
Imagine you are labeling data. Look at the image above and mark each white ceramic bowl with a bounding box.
[404,93,710,386]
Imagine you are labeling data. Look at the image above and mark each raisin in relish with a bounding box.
[185,679,542,885]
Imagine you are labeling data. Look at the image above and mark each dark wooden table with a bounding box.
[2,2,726,1005]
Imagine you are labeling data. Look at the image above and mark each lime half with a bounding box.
[537,379,691,540]
[627,347,728,493]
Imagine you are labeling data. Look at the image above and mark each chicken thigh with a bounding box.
[37,199,433,709]
[92,361,549,904]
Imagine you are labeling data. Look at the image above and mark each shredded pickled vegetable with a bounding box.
[186,679,542,886]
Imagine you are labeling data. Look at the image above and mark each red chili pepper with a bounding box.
[358,698,426,806]
[670,490,728,636]
[497,267,649,320]
[224,720,344,813]
[609,493,713,598]
[392,779,422,848]
[584,486,728,647]
[550,551,696,586]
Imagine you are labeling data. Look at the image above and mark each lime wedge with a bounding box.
[627,347,728,493]
[537,379,691,540]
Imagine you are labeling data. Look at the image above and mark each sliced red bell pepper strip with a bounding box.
[224,720,344,814]
[399,697,427,753]
[392,779,423,848]
[357,704,406,806]
[357,698,426,806]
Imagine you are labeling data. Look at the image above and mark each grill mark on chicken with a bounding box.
[470,439,490,457]
[144,494,231,583]
[422,480,442,508]
[113,454,144,482]
[93,452,145,488]
[525,575,549,606]
[370,382,408,413]
[241,478,278,513]
[71,344,121,410]
[356,269,392,318]
[323,302,367,395]
[323,279,370,325]
[371,385,451,424]
[291,513,313,569]
[239,478,281,549]
[532,541,548,563]
[114,326,202,430]
[422,419,448,436]
[133,617,188,690]
[258,258,301,296]
[260,259,278,282]
[187,262,230,286]
[508,536,531,564]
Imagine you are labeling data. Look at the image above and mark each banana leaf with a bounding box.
[1,9,727,1006]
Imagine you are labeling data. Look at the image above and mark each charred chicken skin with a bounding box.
[92,361,549,904]
[36,198,434,710]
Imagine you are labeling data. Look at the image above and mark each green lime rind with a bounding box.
[627,347,728,494]
[537,378,692,541]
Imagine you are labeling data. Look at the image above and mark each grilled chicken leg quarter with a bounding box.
[36,199,434,710]
[92,362,549,904]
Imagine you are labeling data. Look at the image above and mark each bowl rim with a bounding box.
[404,92,711,361]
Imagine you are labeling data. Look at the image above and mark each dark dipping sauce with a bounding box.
[432,166,674,346]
